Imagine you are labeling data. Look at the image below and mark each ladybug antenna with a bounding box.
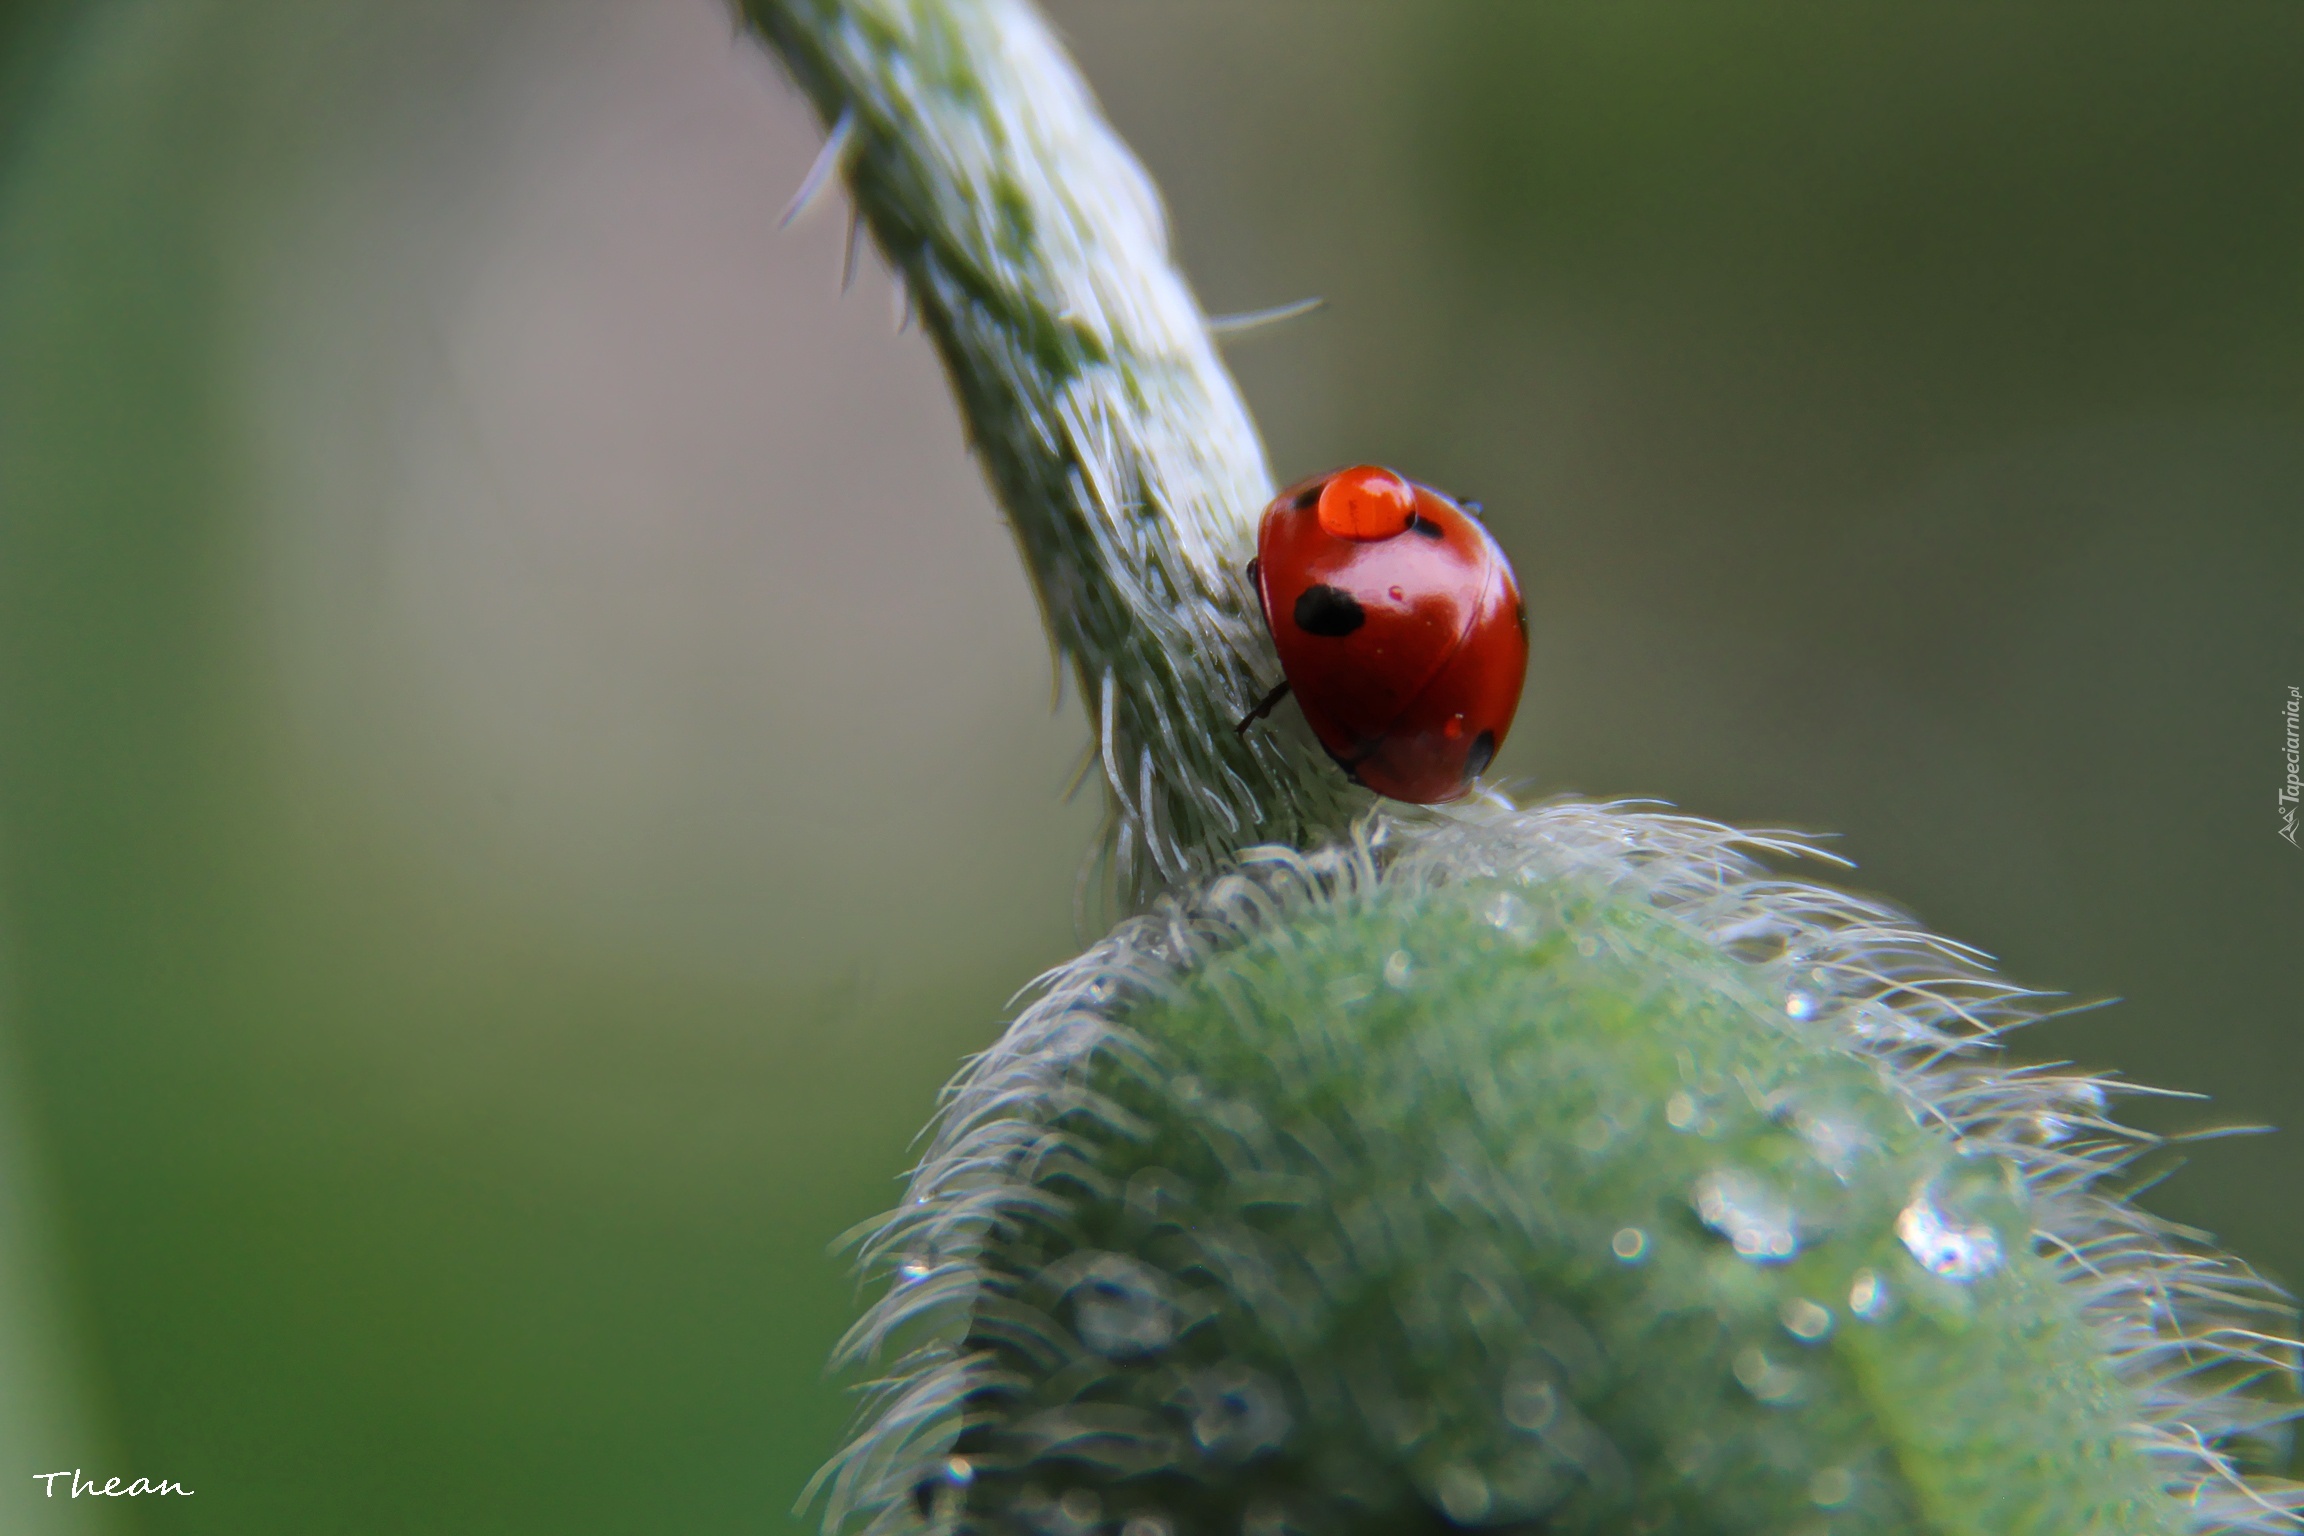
[1233,679,1292,736]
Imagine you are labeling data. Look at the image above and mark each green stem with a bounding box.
[744,0,1363,906]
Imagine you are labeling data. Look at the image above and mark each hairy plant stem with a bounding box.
[745,0,1363,909]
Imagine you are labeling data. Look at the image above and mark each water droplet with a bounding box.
[897,1258,932,1285]
[1785,991,1817,1020]
[1809,1467,1855,1507]
[1435,1466,1492,1524]
[944,1456,975,1486]
[1059,1489,1102,1526]
[1692,1169,1801,1262]
[1483,891,1530,936]
[1574,934,1599,958]
[1611,1227,1648,1262]
[1087,978,1115,1004]
[1182,1364,1292,1460]
[1665,1092,1699,1131]
[1502,1369,1559,1431]
[1779,1297,1833,1342]
[1895,1185,2003,1282]
[1732,1346,1804,1404]
[1574,1115,1615,1153]
[1794,1109,1874,1182]
[1848,1269,1889,1320]
[1122,1519,1171,1536]
[1066,1254,1177,1358]
[1383,950,1415,989]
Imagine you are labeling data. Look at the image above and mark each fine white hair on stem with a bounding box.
[747,0,1364,911]
[781,106,856,228]
[1205,296,1327,338]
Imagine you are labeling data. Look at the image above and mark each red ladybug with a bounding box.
[1239,465,1528,804]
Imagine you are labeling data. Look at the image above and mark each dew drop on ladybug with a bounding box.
[1241,465,1528,804]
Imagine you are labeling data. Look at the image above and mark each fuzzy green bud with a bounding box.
[817,805,2300,1536]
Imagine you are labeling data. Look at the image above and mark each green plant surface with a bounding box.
[822,809,2299,1535]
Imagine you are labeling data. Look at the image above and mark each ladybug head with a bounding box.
[1316,465,1418,541]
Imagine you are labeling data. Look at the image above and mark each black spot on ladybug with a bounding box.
[1408,513,1446,540]
[1293,584,1365,637]
[1464,729,1498,781]
[1292,481,1324,510]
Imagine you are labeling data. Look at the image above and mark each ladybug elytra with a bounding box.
[1240,465,1528,804]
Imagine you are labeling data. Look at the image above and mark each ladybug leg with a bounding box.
[1322,739,1374,786]
[1234,678,1292,736]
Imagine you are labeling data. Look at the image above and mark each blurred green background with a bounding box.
[0,2,2297,1531]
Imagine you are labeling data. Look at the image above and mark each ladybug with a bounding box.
[1238,464,1528,804]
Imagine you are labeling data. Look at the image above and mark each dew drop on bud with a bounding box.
[1895,1186,2003,1282]
[1691,1169,1801,1263]
[1779,1296,1833,1342]
[1849,1269,1889,1320]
